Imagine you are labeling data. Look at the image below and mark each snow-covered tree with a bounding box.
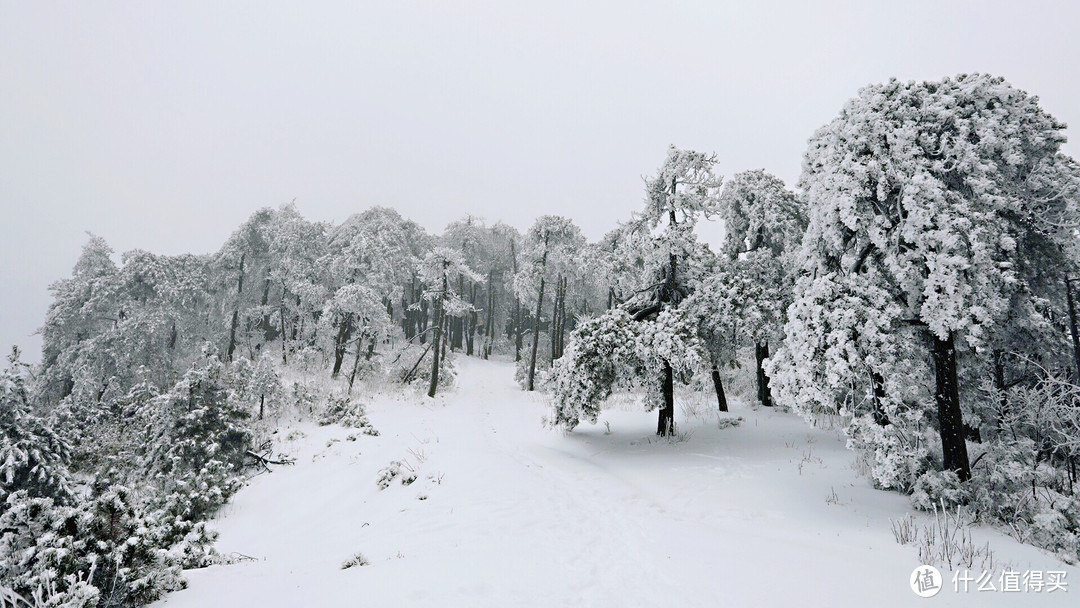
[550,146,720,435]
[771,74,1080,484]
[416,248,483,397]
[514,216,587,391]
[691,170,806,409]
[0,348,71,505]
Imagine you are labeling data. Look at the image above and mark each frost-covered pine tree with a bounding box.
[770,74,1080,485]
[549,146,718,435]
[0,348,71,505]
[688,170,806,409]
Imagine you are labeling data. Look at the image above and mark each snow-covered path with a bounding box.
[155,358,1076,607]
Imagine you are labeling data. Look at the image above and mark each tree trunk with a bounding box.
[711,364,728,413]
[484,283,495,359]
[932,332,971,482]
[466,281,477,355]
[226,252,245,361]
[419,297,429,344]
[279,284,288,365]
[755,341,773,407]
[428,268,448,398]
[514,298,523,361]
[527,275,546,391]
[348,333,364,393]
[527,240,550,391]
[992,350,1008,431]
[1067,277,1080,383]
[871,371,890,426]
[331,314,351,378]
[549,275,562,362]
[260,275,272,341]
[259,394,265,420]
[657,360,675,436]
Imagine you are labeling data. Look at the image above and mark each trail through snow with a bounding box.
[155,358,1076,607]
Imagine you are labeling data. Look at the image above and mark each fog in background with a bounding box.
[3,0,1078,362]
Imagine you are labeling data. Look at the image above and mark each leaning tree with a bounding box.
[549,146,720,436]
[769,74,1079,485]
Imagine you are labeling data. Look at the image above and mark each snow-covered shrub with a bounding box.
[139,356,252,522]
[376,461,403,489]
[0,487,193,608]
[318,397,379,436]
[340,552,370,569]
[910,470,967,512]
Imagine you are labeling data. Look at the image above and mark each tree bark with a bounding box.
[1067,277,1080,383]
[755,341,773,407]
[871,371,890,426]
[331,314,351,378]
[466,281,477,355]
[514,298,523,361]
[226,252,245,361]
[279,283,288,365]
[260,275,272,341]
[992,350,1008,431]
[711,364,728,412]
[550,274,562,362]
[527,275,546,391]
[932,332,971,482]
[527,238,550,391]
[657,360,675,436]
[348,333,364,393]
[428,266,448,398]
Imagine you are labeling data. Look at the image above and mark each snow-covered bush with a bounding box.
[318,397,379,436]
[910,470,967,512]
[0,487,194,607]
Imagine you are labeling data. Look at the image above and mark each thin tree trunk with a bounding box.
[467,281,477,355]
[1067,277,1080,383]
[711,364,728,413]
[755,341,773,407]
[514,298,523,361]
[348,333,363,393]
[419,297,429,344]
[279,284,288,365]
[428,266,448,398]
[932,332,972,482]
[527,276,547,391]
[993,350,1008,431]
[227,252,245,361]
[331,314,351,378]
[527,240,549,391]
[871,371,890,425]
[657,360,675,436]
[550,275,561,362]
[260,275,272,342]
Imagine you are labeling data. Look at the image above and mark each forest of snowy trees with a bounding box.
[4,73,1080,605]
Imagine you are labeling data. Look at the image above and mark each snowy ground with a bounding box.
[154,358,1077,607]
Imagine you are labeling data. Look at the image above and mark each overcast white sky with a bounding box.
[2,1,1079,363]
